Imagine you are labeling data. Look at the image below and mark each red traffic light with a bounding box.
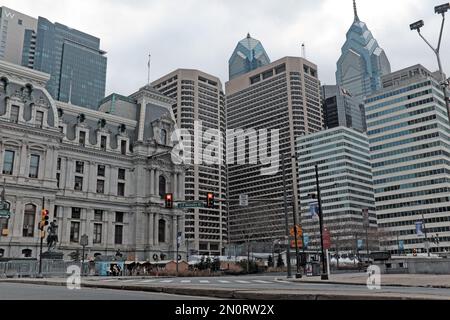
[206,193,215,208]
[165,193,174,209]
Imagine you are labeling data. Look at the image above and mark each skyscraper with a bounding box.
[226,57,323,247]
[297,127,377,254]
[228,33,270,80]
[366,65,450,255]
[0,7,37,66]
[31,17,107,110]
[321,84,366,132]
[336,0,391,103]
[153,69,227,256]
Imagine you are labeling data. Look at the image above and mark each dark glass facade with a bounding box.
[32,17,107,110]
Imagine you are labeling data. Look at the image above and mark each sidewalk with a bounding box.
[287,273,450,288]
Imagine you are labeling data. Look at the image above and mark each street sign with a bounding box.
[0,210,10,218]
[177,201,205,209]
[291,240,303,249]
[80,234,89,247]
[239,194,249,207]
[290,225,303,237]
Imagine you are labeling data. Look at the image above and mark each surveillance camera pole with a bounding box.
[413,11,450,124]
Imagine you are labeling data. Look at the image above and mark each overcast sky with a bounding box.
[4,0,450,96]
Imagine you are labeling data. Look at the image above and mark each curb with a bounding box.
[0,278,441,300]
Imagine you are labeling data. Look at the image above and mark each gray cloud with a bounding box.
[4,0,450,96]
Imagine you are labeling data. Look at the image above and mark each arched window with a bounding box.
[0,202,10,231]
[159,176,166,198]
[160,129,167,145]
[158,219,166,243]
[22,204,36,237]
[22,249,32,258]
[0,248,4,257]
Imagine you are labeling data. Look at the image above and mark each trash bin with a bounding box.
[311,262,321,276]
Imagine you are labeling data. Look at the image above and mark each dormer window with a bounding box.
[10,105,19,123]
[79,131,86,146]
[160,129,167,145]
[100,135,107,151]
[35,111,44,128]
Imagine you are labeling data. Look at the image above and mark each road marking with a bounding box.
[102,279,117,282]
[199,280,210,284]
[160,280,174,283]
[253,280,272,284]
[122,279,136,283]
[141,279,156,283]
[218,280,231,283]
[180,280,191,283]
[235,280,251,284]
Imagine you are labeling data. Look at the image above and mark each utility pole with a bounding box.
[314,164,328,280]
[282,154,292,278]
[422,213,431,257]
[37,196,45,279]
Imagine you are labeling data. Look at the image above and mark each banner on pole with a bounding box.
[416,221,424,237]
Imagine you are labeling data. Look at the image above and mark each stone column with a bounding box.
[107,211,115,247]
[178,173,184,200]
[173,173,178,198]
[148,213,154,246]
[154,213,159,246]
[18,143,28,176]
[88,162,96,193]
[150,169,155,195]
[11,198,23,238]
[65,158,73,190]
[154,170,159,197]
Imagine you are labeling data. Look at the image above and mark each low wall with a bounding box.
[375,258,450,275]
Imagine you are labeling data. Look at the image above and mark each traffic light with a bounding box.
[165,193,173,209]
[206,193,215,208]
[39,209,49,230]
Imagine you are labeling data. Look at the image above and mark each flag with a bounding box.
[416,221,424,237]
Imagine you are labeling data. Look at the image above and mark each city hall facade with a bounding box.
[0,60,187,261]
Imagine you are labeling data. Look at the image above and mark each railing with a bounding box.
[0,260,91,278]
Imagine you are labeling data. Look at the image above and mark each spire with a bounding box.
[353,0,359,22]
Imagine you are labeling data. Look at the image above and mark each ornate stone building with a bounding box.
[0,60,186,261]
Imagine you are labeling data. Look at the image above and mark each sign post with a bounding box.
[177,201,204,209]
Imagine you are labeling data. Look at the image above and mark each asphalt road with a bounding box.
[87,275,450,299]
[0,283,219,300]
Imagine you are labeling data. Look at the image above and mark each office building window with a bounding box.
[10,105,19,123]
[74,176,83,191]
[97,165,105,177]
[93,223,102,244]
[159,176,166,198]
[29,154,40,178]
[79,131,86,146]
[100,135,107,151]
[115,225,123,245]
[75,161,84,174]
[118,168,125,180]
[72,208,81,219]
[22,249,32,258]
[117,183,125,196]
[57,158,61,170]
[96,180,104,194]
[115,212,124,223]
[56,173,60,188]
[2,150,14,175]
[22,204,36,238]
[35,111,44,127]
[70,222,80,243]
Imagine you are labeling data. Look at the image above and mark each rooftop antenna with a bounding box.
[353,0,360,22]
[301,43,306,59]
[147,53,151,86]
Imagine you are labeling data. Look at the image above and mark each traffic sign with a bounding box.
[177,201,205,209]
[290,225,303,237]
[0,210,11,218]
[0,202,9,210]
[239,194,249,207]
[80,234,89,246]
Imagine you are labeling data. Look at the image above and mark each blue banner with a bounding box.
[399,240,404,251]
[416,221,424,237]
[303,235,310,248]
[309,202,319,218]
[357,239,363,249]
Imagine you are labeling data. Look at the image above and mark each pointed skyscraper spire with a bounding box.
[353,0,360,22]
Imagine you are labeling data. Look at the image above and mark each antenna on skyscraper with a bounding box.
[301,43,306,59]
[147,53,151,86]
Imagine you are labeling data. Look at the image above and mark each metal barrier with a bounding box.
[0,261,90,278]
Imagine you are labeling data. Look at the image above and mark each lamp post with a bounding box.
[314,164,328,281]
[282,154,293,278]
[410,3,450,124]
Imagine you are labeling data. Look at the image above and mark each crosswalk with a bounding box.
[96,278,281,286]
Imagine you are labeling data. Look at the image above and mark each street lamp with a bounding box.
[410,4,450,125]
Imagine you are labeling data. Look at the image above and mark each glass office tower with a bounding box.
[32,17,107,110]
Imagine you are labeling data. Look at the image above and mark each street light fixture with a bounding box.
[410,3,450,125]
